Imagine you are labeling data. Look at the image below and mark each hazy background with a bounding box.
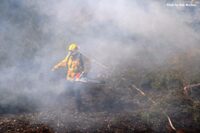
[0,0,200,114]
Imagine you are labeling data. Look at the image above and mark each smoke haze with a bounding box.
[0,0,200,131]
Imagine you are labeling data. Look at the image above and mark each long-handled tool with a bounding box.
[80,50,109,70]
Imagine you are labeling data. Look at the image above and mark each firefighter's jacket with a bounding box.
[63,52,90,80]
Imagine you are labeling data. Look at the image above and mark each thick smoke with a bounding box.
[0,0,200,122]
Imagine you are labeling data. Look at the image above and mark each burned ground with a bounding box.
[0,69,200,133]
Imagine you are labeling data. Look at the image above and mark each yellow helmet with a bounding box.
[68,43,78,51]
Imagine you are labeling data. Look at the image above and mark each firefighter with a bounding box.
[52,43,90,111]
[52,43,90,81]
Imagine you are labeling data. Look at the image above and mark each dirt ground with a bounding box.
[0,82,200,133]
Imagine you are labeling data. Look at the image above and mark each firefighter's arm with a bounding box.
[52,52,72,71]
[51,57,68,71]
